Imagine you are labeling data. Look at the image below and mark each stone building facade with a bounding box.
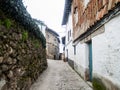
[46,28,60,60]
[62,0,120,90]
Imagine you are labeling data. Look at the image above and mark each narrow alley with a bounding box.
[30,60,93,90]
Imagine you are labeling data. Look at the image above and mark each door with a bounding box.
[88,41,93,81]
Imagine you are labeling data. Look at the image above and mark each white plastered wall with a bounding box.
[74,42,89,79]
[92,14,120,86]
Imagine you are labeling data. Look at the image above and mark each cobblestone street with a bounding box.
[30,59,93,90]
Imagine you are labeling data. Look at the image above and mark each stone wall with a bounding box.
[0,1,47,90]
[0,19,47,90]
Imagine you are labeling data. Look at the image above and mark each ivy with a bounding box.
[0,18,12,29]
[4,19,12,29]
[0,0,46,48]
[22,31,28,42]
[33,39,40,48]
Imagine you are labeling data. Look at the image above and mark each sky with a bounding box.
[23,0,66,37]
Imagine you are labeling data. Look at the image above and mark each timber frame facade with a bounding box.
[72,0,120,44]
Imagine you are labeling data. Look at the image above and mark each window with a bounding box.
[74,46,76,55]
[68,31,69,41]
[47,34,49,39]
[68,30,72,41]
[70,30,71,37]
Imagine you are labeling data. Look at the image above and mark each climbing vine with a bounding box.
[0,0,46,48]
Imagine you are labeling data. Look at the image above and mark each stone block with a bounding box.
[0,79,6,90]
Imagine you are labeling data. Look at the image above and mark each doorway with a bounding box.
[54,55,56,60]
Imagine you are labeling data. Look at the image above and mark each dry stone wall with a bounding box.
[0,0,47,90]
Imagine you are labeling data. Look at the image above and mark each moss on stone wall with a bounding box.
[93,77,106,90]
[92,75,120,90]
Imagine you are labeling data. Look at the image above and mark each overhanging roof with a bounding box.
[62,0,72,25]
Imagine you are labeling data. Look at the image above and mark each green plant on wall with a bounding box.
[33,39,40,48]
[4,19,12,29]
[22,31,28,41]
[32,39,40,48]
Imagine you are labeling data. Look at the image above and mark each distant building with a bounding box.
[46,28,60,60]
[34,19,60,60]
[62,0,74,67]
[59,36,66,61]
[33,19,46,37]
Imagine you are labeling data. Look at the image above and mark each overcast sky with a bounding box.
[23,0,66,37]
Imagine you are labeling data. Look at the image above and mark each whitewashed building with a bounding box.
[62,0,120,89]
[62,0,90,81]
[62,0,75,68]
[34,19,46,37]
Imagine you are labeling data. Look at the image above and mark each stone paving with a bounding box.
[30,59,93,90]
